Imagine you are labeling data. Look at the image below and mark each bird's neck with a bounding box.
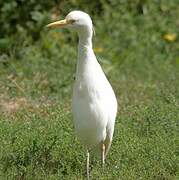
[76,28,94,78]
[78,28,93,48]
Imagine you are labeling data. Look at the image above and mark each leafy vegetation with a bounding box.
[0,0,178,179]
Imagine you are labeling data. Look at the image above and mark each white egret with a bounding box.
[47,10,117,179]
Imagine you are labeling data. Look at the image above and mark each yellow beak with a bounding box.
[46,19,70,28]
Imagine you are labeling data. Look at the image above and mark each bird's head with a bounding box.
[47,11,93,33]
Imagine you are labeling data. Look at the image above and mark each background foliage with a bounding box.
[0,0,178,179]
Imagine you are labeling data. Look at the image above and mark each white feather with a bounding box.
[68,11,118,154]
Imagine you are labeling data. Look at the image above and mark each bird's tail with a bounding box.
[104,135,112,159]
[91,135,112,159]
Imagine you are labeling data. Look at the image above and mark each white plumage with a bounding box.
[47,10,117,179]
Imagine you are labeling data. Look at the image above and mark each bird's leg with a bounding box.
[86,149,90,180]
[101,142,105,169]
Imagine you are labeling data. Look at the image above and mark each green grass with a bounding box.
[0,1,179,179]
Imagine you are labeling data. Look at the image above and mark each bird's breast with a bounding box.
[72,80,109,147]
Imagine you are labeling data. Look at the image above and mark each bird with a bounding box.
[47,10,117,179]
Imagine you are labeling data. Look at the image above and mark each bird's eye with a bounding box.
[68,19,76,24]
